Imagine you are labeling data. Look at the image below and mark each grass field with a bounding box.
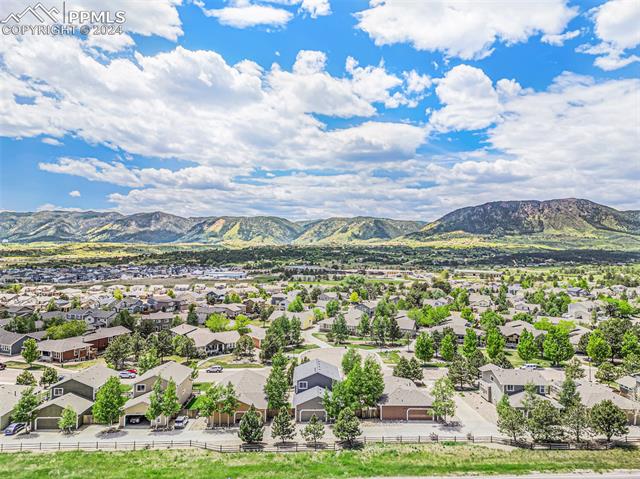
[1,443,639,479]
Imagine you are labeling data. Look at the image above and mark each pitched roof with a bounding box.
[170,323,199,336]
[379,376,433,407]
[575,381,640,410]
[37,337,90,353]
[137,361,192,385]
[35,393,94,414]
[292,386,326,407]
[223,370,268,409]
[293,359,341,383]
[82,326,131,342]
[483,366,548,387]
[0,329,26,346]
[53,364,117,390]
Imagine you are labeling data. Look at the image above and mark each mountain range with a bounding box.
[1,198,639,250]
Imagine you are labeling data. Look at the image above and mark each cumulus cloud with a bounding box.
[199,1,293,28]
[577,0,640,70]
[355,0,577,59]
[69,190,81,197]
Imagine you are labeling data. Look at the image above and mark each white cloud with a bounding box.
[541,29,581,46]
[36,203,83,212]
[41,137,63,146]
[355,0,577,60]
[199,0,293,28]
[69,190,81,197]
[578,0,640,70]
[429,65,504,132]
[300,0,330,18]
[403,70,432,94]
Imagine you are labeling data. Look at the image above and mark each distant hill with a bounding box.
[404,198,640,250]
[1,199,638,250]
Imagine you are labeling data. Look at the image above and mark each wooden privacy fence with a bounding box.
[1,435,639,454]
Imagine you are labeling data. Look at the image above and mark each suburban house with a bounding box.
[50,364,117,401]
[355,300,380,316]
[189,329,240,356]
[37,337,96,363]
[293,386,327,422]
[121,361,193,427]
[31,393,94,430]
[292,359,340,421]
[318,308,363,334]
[141,311,175,331]
[616,374,640,402]
[378,376,434,421]
[114,298,146,313]
[499,320,544,348]
[246,325,266,348]
[268,310,315,330]
[0,329,29,356]
[207,370,270,425]
[82,326,131,352]
[0,384,32,429]
[425,312,481,344]
[567,301,597,320]
[393,313,418,337]
[146,295,178,313]
[210,303,246,318]
[479,364,551,407]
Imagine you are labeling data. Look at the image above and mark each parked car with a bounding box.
[126,368,138,374]
[4,423,26,436]
[0,362,6,371]
[128,416,142,425]
[119,371,136,379]
[206,365,223,373]
[520,364,540,370]
[174,416,189,429]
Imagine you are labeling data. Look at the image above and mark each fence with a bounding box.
[1,435,639,454]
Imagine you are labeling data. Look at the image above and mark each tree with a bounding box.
[47,320,86,340]
[221,382,239,427]
[150,331,173,361]
[393,356,411,379]
[361,356,385,407]
[357,314,370,338]
[264,363,289,411]
[372,315,386,346]
[414,332,434,363]
[447,354,473,390]
[113,310,136,330]
[238,405,264,444]
[349,291,360,303]
[58,406,78,434]
[197,383,224,427]
[496,396,526,442]
[562,403,592,443]
[16,370,36,386]
[527,399,561,442]
[187,303,199,326]
[173,335,198,359]
[595,362,621,383]
[600,317,632,360]
[301,414,325,445]
[621,331,640,358]
[543,326,574,366]
[287,296,304,313]
[408,357,424,383]
[432,377,456,423]
[462,328,479,359]
[271,407,295,444]
[11,387,39,433]
[564,357,585,381]
[342,348,361,375]
[517,330,538,361]
[485,328,505,361]
[331,315,349,344]
[39,366,58,388]
[586,329,611,365]
[590,400,629,441]
[439,333,456,362]
[162,379,181,427]
[326,300,340,318]
[333,407,361,446]
[138,347,160,374]
[206,313,230,332]
[21,338,39,366]
[105,335,131,370]
[146,378,164,428]
[558,379,580,409]
[289,317,302,347]
[93,376,126,428]
[590,399,629,441]
[386,317,402,344]
[233,334,255,359]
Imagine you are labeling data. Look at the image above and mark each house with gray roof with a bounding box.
[293,359,340,394]
[479,364,550,407]
[378,376,434,421]
[32,393,94,430]
[0,329,29,356]
[293,386,327,422]
[50,364,117,401]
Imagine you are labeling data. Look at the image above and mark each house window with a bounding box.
[538,386,545,394]
[505,384,514,392]
[298,381,308,390]
[53,388,63,397]
[136,384,146,393]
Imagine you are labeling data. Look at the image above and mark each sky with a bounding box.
[0,0,638,221]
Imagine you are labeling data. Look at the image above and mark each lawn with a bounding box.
[200,355,264,369]
[60,358,107,370]
[290,344,319,354]
[502,349,553,368]
[1,443,640,479]
[2,361,45,370]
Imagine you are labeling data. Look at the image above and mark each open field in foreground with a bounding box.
[1,443,640,479]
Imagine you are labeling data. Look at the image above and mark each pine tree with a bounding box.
[265,362,289,411]
[332,314,349,344]
[341,348,361,375]
[271,407,295,444]
[238,405,264,444]
[562,403,592,443]
[558,378,581,409]
[496,395,526,442]
[221,382,239,427]
[333,407,361,446]
[386,317,402,344]
[357,314,370,338]
[301,414,325,445]
[58,406,78,434]
[104,335,131,370]
[187,303,199,326]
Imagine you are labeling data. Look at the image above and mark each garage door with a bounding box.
[298,410,326,422]
[35,418,60,430]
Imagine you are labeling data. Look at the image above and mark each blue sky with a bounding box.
[0,0,638,220]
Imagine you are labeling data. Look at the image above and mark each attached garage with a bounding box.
[293,386,327,422]
[120,393,151,428]
[32,393,94,431]
[378,377,434,421]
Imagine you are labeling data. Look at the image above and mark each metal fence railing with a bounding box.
[1,434,639,454]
